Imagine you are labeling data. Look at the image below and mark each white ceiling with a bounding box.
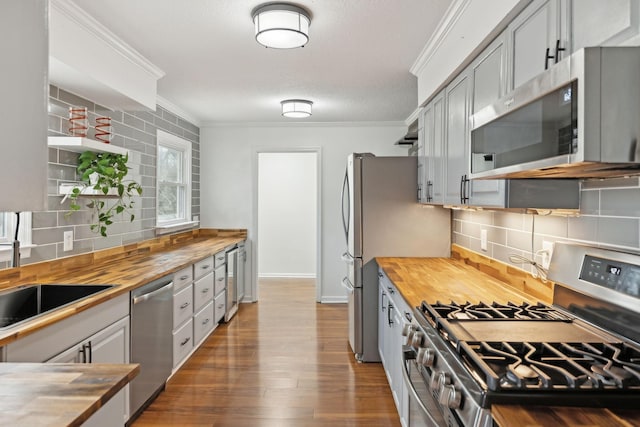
[71,0,451,125]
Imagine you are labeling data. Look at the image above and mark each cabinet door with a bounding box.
[572,0,640,50]
[0,0,48,211]
[507,0,566,90]
[469,33,507,207]
[416,109,428,204]
[443,70,471,205]
[428,92,446,205]
[377,281,387,365]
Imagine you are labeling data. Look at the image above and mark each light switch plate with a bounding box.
[63,231,73,252]
[542,241,554,269]
[480,229,488,251]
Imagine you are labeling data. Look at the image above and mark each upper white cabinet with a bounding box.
[572,0,640,50]
[443,70,472,206]
[506,0,570,91]
[0,1,48,212]
[468,33,508,207]
[419,91,445,205]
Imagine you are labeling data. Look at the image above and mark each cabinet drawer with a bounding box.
[214,250,226,269]
[173,285,193,329]
[193,272,214,311]
[172,318,193,368]
[214,265,226,295]
[214,290,226,323]
[173,266,193,292]
[193,256,214,280]
[193,301,215,345]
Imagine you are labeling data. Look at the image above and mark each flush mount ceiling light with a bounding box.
[281,99,313,118]
[252,3,310,49]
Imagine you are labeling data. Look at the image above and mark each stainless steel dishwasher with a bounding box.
[129,275,173,422]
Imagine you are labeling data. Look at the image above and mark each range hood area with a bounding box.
[470,47,640,179]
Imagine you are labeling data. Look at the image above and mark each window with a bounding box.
[156,131,192,229]
[0,212,33,262]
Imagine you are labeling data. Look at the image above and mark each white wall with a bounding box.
[200,124,407,303]
[258,152,317,278]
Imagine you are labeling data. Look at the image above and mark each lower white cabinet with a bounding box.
[214,290,226,323]
[193,301,215,345]
[3,293,131,426]
[378,268,410,427]
[172,318,194,366]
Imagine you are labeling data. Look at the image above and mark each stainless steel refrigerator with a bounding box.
[341,153,450,362]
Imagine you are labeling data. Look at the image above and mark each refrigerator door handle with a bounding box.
[341,252,354,265]
[341,167,350,246]
[341,277,354,292]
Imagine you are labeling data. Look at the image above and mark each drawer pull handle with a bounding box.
[202,318,210,325]
[179,275,189,281]
[202,288,210,293]
[180,337,191,346]
[217,256,224,260]
[201,265,211,269]
[217,277,224,282]
[217,304,224,309]
[180,302,190,309]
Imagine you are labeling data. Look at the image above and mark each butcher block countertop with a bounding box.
[0,362,139,426]
[0,228,246,347]
[376,246,640,427]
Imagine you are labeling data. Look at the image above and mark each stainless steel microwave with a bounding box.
[470,47,640,179]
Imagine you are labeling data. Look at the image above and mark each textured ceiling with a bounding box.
[71,0,451,124]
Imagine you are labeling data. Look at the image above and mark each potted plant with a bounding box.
[66,151,143,237]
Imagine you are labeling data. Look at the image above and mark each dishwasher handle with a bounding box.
[133,281,174,305]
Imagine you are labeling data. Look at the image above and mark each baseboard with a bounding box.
[258,273,317,279]
[320,296,347,304]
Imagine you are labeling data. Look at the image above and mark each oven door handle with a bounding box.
[401,347,443,427]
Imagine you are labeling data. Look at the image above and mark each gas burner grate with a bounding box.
[459,341,640,392]
[422,301,573,322]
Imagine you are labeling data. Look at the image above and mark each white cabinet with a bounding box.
[572,0,640,50]
[193,272,214,312]
[443,69,472,205]
[0,0,48,211]
[4,294,131,426]
[378,269,409,427]
[47,316,130,427]
[506,0,570,90]
[421,91,446,205]
[416,110,427,204]
[468,32,508,207]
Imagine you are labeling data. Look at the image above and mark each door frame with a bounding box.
[251,147,323,302]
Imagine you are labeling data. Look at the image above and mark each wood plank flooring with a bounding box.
[132,278,400,427]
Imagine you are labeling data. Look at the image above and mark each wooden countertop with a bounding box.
[376,251,640,427]
[376,256,535,309]
[0,229,246,346]
[0,362,139,426]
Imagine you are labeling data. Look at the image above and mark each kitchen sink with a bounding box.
[0,284,114,329]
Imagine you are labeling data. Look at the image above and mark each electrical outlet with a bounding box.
[541,240,554,269]
[193,215,199,222]
[63,231,73,252]
[480,229,488,251]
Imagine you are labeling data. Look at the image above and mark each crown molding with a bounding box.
[404,107,421,127]
[410,0,472,76]
[51,0,165,79]
[156,95,201,127]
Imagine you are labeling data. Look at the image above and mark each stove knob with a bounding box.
[416,347,435,367]
[401,323,414,337]
[438,384,462,409]
[411,331,424,347]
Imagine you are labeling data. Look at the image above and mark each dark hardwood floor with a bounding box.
[132,278,400,426]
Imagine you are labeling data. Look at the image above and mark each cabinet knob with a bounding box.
[180,302,190,309]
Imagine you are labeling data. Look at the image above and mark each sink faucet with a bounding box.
[0,212,21,268]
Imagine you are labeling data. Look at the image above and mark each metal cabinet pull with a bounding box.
[459,175,464,204]
[179,275,189,281]
[217,276,224,282]
[387,286,394,294]
[417,185,421,201]
[180,302,190,309]
[427,180,433,202]
[202,318,210,325]
[378,272,383,278]
[217,304,224,310]
[381,292,386,313]
[554,39,565,64]
[79,345,86,363]
[217,256,225,261]
[202,288,210,293]
[86,341,92,363]
[387,303,394,326]
[201,265,211,270]
[545,47,554,69]
[180,337,190,346]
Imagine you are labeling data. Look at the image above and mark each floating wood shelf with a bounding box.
[48,136,128,156]
[59,183,119,198]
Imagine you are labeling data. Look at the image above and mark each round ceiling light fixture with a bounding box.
[252,3,310,49]
[281,99,313,118]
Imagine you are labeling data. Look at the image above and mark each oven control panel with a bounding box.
[579,255,640,298]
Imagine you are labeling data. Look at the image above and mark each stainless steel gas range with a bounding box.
[402,243,640,427]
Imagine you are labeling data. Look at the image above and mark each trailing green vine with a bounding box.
[67,151,143,237]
